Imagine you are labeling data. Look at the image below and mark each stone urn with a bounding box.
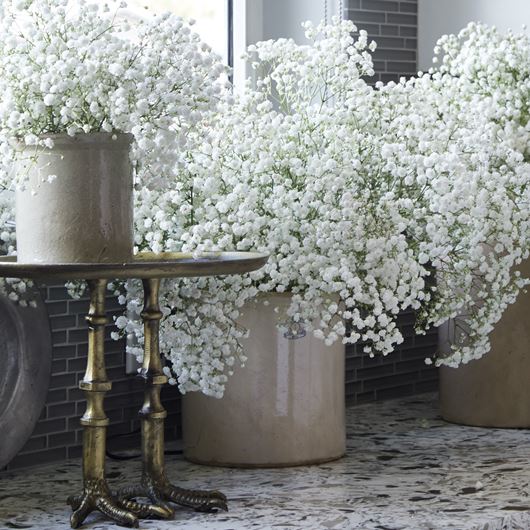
[15,133,134,264]
[182,292,346,467]
[439,258,530,427]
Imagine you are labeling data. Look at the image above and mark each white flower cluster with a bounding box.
[0,0,227,189]
[375,72,530,367]
[120,20,530,395]
[120,20,429,396]
[115,189,256,396]
[410,22,530,366]
[183,20,429,354]
[434,22,530,160]
[0,194,16,256]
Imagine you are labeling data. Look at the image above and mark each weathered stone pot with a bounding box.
[439,258,530,427]
[15,133,134,264]
[182,292,346,467]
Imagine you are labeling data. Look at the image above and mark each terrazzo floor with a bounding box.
[1,394,529,530]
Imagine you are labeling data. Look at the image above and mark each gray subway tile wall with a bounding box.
[347,0,418,83]
[3,0,435,469]
[345,310,439,405]
[344,0,438,404]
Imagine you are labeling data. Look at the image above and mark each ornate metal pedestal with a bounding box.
[0,252,267,528]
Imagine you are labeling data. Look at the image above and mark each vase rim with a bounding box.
[43,132,133,143]
[256,291,292,298]
[16,132,134,149]
[255,290,338,296]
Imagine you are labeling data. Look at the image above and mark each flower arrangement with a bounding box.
[411,22,530,366]
[374,68,530,367]
[0,0,227,314]
[119,20,431,396]
[120,20,530,395]
[0,0,227,190]
[180,20,433,353]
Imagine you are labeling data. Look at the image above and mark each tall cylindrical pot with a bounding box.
[15,133,134,264]
[182,293,346,467]
[439,258,530,427]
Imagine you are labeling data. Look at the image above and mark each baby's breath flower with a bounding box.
[0,0,227,191]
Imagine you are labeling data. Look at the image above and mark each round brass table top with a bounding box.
[0,252,268,280]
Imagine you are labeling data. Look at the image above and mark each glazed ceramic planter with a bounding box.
[439,258,530,427]
[15,133,134,264]
[182,292,346,467]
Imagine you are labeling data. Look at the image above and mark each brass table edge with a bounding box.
[0,251,268,280]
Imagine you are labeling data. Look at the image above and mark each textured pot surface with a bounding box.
[439,259,530,428]
[183,293,346,467]
[15,133,134,264]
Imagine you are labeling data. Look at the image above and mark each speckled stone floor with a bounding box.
[0,394,529,530]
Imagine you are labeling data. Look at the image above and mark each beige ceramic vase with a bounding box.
[182,292,346,467]
[439,258,530,427]
[15,133,134,264]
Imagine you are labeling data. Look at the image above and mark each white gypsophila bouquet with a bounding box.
[0,195,15,255]
[372,35,530,367]
[182,23,430,352]
[116,19,434,397]
[432,22,530,160]
[110,160,260,397]
[123,20,530,395]
[0,0,228,310]
[411,23,530,366]
[0,0,227,190]
[110,186,255,396]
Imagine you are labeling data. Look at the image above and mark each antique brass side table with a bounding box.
[0,252,267,528]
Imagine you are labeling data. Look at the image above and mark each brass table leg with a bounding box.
[66,279,138,528]
[117,278,228,515]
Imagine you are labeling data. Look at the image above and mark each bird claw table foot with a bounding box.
[164,483,228,513]
[116,495,174,520]
[67,479,139,528]
[117,474,228,515]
